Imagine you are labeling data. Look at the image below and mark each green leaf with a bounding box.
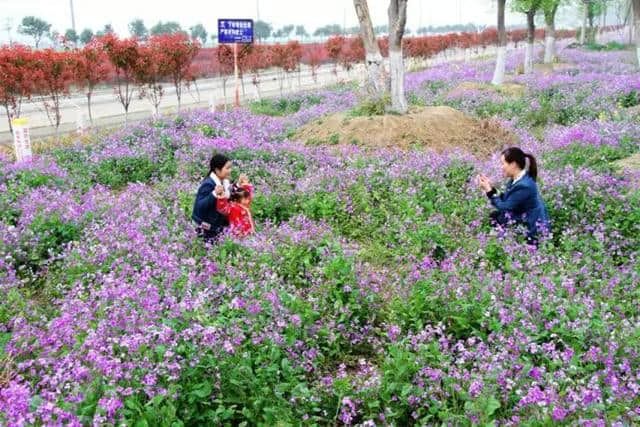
[485,396,501,417]
[193,382,212,398]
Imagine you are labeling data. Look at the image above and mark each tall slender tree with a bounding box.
[190,24,208,45]
[633,0,640,66]
[32,49,75,136]
[513,0,542,74]
[18,16,51,48]
[492,0,508,85]
[65,29,79,45]
[129,19,148,40]
[353,0,386,96]
[102,34,141,125]
[0,45,39,133]
[254,20,272,42]
[79,28,94,45]
[73,40,111,125]
[153,33,200,110]
[388,0,409,113]
[542,0,561,63]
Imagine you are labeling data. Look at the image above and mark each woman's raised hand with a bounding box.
[477,175,493,192]
[237,174,250,186]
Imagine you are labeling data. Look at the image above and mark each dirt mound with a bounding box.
[449,81,525,98]
[613,153,640,172]
[295,106,517,157]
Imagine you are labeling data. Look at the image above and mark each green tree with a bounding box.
[129,19,148,40]
[64,28,78,44]
[541,0,562,63]
[18,16,51,48]
[96,24,115,37]
[577,0,607,44]
[190,23,208,45]
[150,21,183,36]
[512,0,542,74]
[254,20,272,41]
[281,24,295,38]
[79,28,94,45]
[313,24,342,37]
[295,25,308,39]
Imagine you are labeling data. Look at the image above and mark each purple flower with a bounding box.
[290,314,302,327]
[387,324,401,342]
[552,406,567,421]
[469,380,484,398]
[529,367,542,381]
[98,397,123,419]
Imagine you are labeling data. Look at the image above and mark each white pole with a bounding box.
[234,42,240,107]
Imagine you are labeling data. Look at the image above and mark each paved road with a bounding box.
[0,63,362,143]
[0,44,509,146]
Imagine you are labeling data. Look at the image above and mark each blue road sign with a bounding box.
[218,19,254,44]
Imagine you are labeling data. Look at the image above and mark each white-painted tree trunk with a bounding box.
[544,35,555,63]
[365,52,386,95]
[492,46,506,85]
[524,42,534,74]
[389,49,407,113]
[354,0,387,97]
[634,0,640,68]
[581,6,588,44]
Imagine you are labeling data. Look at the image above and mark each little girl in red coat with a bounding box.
[216,174,255,237]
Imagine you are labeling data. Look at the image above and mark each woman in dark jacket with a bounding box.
[192,153,233,240]
[478,147,550,244]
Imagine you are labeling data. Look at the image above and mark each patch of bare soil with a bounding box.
[295,106,517,158]
[449,81,526,98]
[533,62,577,75]
[613,153,640,172]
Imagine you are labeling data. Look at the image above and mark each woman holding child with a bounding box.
[191,153,255,241]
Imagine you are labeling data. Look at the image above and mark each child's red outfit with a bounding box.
[216,184,255,237]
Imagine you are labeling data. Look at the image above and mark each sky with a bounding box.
[0,0,598,46]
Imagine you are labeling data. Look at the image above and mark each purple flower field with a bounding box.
[1,42,639,425]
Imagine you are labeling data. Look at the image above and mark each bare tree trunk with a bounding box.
[581,1,589,44]
[525,9,535,74]
[388,0,408,114]
[544,4,558,63]
[588,7,596,44]
[601,2,607,37]
[634,0,640,67]
[86,92,94,125]
[4,104,13,134]
[354,0,386,96]
[492,0,507,85]
[629,1,635,45]
[175,81,182,111]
